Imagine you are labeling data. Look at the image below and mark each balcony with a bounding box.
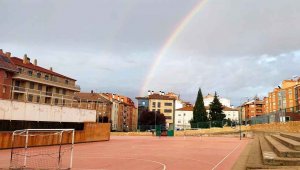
[13,72,80,91]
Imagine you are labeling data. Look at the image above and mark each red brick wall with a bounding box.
[0,70,13,100]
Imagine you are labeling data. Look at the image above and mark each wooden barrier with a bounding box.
[0,122,110,149]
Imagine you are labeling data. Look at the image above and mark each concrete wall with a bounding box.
[0,99,96,122]
[0,122,110,149]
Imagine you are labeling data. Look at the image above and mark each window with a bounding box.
[142,101,145,106]
[36,96,40,103]
[65,79,69,84]
[165,102,172,106]
[29,82,34,89]
[62,89,66,95]
[37,72,41,78]
[38,84,42,91]
[4,72,8,78]
[2,87,6,93]
[157,102,161,108]
[152,102,156,108]
[178,121,181,123]
[27,70,33,76]
[28,95,33,102]
[164,109,172,113]
[18,68,22,73]
[45,75,49,80]
[56,88,60,94]
[157,109,160,113]
[178,114,181,116]
[54,99,59,105]
[63,99,65,106]
[152,109,155,112]
[165,116,172,119]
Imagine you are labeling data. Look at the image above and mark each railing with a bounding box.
[14,72,81,91]
[0,83,108,111]
[250,106,300,125]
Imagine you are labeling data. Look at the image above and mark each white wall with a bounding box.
[0,100,96,122]
[224,110,239,121]
[111,101,119,130]
[175,110,193,129]
[204,96,231,107]
[175,100,184,109]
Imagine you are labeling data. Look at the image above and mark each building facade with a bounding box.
[204,93,231,107]
[175,106,193,129]
[0,50,18,100]
[136,91,177,128]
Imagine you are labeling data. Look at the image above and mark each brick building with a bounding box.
[104,93,137,131]
[242,99,264,120]
[0,50,18,99]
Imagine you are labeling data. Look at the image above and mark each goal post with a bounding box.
[10,129,75,169]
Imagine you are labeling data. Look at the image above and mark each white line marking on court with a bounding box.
[211,143,242,170]
[77,156,166,170]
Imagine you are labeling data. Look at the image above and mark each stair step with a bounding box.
[272,134,300,151]
[265,136,300,158]
[281,133,300,143]
[262,136,300,166]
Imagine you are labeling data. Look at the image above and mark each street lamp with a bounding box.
[239,97,249,140]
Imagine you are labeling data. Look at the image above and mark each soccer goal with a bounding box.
[10,129,75,170]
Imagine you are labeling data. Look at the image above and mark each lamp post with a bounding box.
[239,97,249,140]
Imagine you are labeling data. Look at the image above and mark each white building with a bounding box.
[205,106,239,121]
[222,106,239,121]
[204,94,231,107]
[175,106,193,129]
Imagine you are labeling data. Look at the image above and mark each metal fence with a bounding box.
[250,106,300,125]
[190,120,227,129]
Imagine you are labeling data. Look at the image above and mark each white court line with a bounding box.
[76,156,166,170]
[211,143,242,170]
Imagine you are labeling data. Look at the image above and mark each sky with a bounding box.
[1,0,300,106]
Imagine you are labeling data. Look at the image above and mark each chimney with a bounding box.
[91,90,94,94]
[152,91,154,95]
[148,90,151,96]
[118,96,120,101]
[34,59,37,66]
[121,98,124,102]
[6,52,11,58]
[23,54,29,64]
[112,94,115,99]
[50,67,53,71]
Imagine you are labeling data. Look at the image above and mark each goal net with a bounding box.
[10,129,75,170]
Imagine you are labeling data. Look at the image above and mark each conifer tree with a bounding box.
[191,88,208,124]
[209,92,225,121]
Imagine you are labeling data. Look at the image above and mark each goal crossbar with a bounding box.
[10,129,75,169]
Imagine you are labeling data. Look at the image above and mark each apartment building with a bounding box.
[0,51,18,99]
[175,105,193,129]
[73,92,112,122]
[104,93,137,131]
[264,80,298,114]
[136,91,177,128]
[242,99,264,119]
[8,54,80,106]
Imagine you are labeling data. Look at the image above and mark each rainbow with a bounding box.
[140,0,208,96]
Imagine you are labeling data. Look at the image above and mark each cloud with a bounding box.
[0,0,300,106]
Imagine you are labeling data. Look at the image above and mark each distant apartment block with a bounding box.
[104,93,137,132]
[136,91,186,128]
[242,99,264,120]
